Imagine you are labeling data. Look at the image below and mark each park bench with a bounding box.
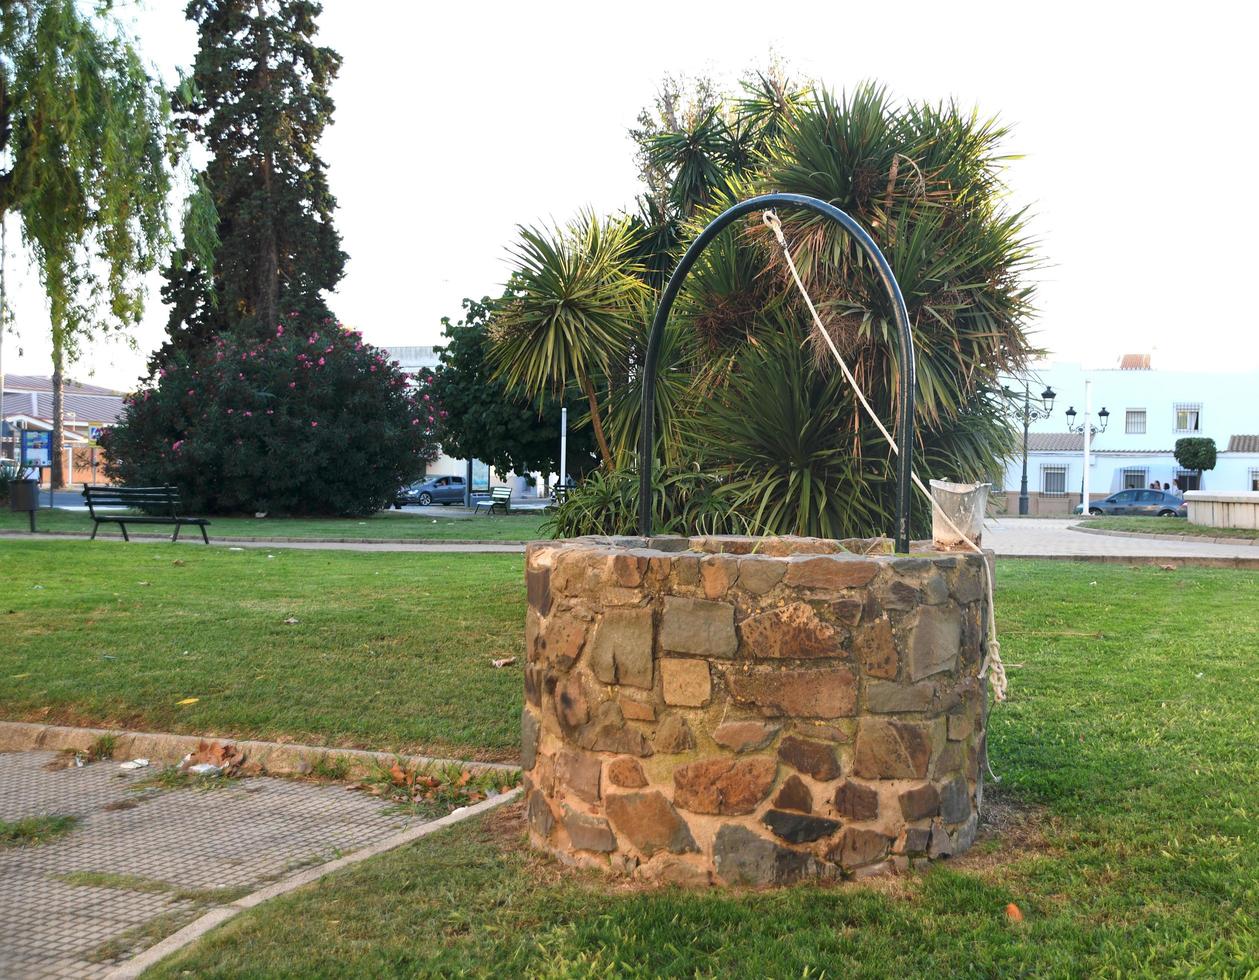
[473,486,512,515]
[81,484,212,543]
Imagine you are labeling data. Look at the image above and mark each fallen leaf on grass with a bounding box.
[137,581,151,587]
[12,673,30,680]
[283,617,300,625]
[1005,903,1023,923]
[491,657,517,669]
[175,697,199,706]
[172,560,186,567]
[182,739,244,776]
[1158,563,1176,571]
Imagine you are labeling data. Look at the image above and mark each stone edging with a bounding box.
[102,787,522,979]
[0,721,519,776]
[1067,523,1259,547]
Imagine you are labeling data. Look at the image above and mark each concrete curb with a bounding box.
[102,787,523,979]
[994,553,1259,569]
[0,721,519,776]
[1067,523,1259,547]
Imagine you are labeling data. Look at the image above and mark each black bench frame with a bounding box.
[81,484,211,544]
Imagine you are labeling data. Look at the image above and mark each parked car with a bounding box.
[394,475,466,507]
[1073,489,1187,517]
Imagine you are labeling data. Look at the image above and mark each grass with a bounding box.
[148,560,1258,977]
[1080,515,1259,540]
[0,506,548,542]
[0,540,526,760]
[0,814,78,847]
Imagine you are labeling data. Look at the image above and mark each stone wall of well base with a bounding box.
[521,535,990,886]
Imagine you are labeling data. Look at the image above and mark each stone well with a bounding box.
[521,534,991,886]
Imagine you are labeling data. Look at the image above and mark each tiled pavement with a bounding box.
[0,751,419,979]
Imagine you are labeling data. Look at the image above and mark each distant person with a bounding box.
[1149,480,1159,490]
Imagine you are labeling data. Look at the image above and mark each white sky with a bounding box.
[3,0,1258,391]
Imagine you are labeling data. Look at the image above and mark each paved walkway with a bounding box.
[0,751,421,979]
[981,517,1259,560]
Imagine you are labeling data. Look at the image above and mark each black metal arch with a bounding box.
[636,192,917,553]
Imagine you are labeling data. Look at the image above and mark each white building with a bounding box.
[1001,356,1259,514]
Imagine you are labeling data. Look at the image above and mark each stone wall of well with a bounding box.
[521,535,989,886]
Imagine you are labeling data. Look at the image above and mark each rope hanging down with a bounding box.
[761,210,1008,702]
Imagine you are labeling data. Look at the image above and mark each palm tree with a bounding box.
[489,213,647,469]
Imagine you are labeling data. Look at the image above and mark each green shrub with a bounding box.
[101,316,440,515]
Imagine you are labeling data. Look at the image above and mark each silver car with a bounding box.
[1074,489,1187,517]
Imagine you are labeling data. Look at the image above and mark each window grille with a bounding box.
[1124,409,1146,434]
[1122,467,1148,490]
[1174,403,1202,433]
[1041,465,1067,496]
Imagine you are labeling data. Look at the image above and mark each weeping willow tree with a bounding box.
[0,0,174,487]
[494,74,1039,539]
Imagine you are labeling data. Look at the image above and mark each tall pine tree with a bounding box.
[157,0,344,365]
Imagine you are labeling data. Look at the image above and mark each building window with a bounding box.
[1041,465,1068,496]
[1124,409,1146,434]
[1122,467,1148,490]
[1250,469,1259,492]
[1174,403,1202,433]
[1176,469,1201,492]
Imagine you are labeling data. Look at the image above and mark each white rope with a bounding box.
[761,210,1008,704]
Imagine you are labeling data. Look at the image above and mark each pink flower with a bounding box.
[289,382,296,388]
[266,409,274,415]
[172,440,184,451]
[318,357,325,366]
[227,409,234,415]
[310,421,318,427]
[276,325,284,336]
[244,411,253,417]
[187,389,195,396]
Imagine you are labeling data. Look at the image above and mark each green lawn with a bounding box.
[0,540,526,760]
[148,560,1258,976]
[1080,515,1259,541]
[4,546,1257,975]
[0,506,548,542]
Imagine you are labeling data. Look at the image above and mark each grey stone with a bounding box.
[660,597,737,658]
[556,749,601,804]
[589,607,655,689]
[737,557,787,595]
[866,679,935,713]
[578,701,653,757]
[894,826,932,854]
[712,720,780,753]
[521,708,540,771]
[762,809,841,844]
[653,714,695,754]
[898,782,940,820]
[527,566,551,615]
[561,805,617,852]
[939,775,971,824]
[526,788,555,838]
[922,573,950,605]
[713,824,822,885]
[906,605,962,681]
[833,780,879,821]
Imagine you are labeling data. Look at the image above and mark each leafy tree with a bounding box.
[431,298,597,483]
[155,0,345,366]
[1175,437,1216,487]
[102,315,437,515]
[0,0,175,487]
[489,213,648,469]
[526,78,1037,539]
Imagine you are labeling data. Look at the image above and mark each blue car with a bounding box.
[394,475,465,507]
[1073,489,1187,517]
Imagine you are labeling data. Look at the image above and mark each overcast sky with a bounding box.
[3,0,1257,392]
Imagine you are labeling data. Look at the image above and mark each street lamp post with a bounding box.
[1009,383,1056,516]
[1065,388,1110,514]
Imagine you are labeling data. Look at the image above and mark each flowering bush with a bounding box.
[102,315,441,515]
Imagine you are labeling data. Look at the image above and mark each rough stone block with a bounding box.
[737,557,786,595]
[700,555,739,599]
[878,578,922,610]
[673,756,777,815]
[831,827,890,869]
[562,805,617,853]
[894,826,931,855]
[739,602,844,660]
[660,658,712,707]
[773,774,813,812]
[578,701,652,757]
[763,809,841,844]
[589,607,654,689]
[610,553,647,588]
[607,756,648,788]
[906,605,962,681]
[660,597,737,658]
[555,673,590,734]
[947,709,975,742]
[830,597,864,626]
[555,749,601,804]
[938,775,970,824]
[524,665,545,707]
[538,616,588,670]
[854,616,897,679]
[898,782,940,820]
[526,788,555,839]
[729,667,857,718]
[653,714,695,754]
[527,566,551,615]
[833,780,879,821]
[619,697,656,722]
[783,557,878,591]
[866,679,935,713]
[605,791,697,856]
[522,708,540,771]
[712,720,780,753]
[853,719,933,779]
[714,824,822,885]
[777,735,841,781]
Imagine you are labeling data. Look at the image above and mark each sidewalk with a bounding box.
[982,517,1259,560]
